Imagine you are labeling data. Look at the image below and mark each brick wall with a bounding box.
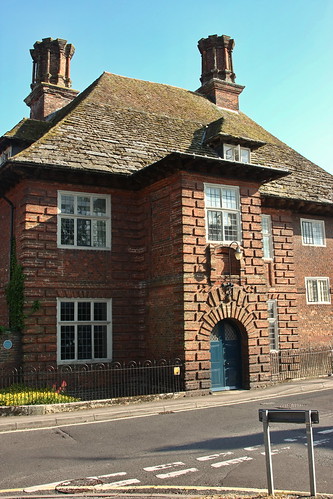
[179,173,274,392]
[292,212,333,346]
[1,179,152,368]
[1,171,332,389]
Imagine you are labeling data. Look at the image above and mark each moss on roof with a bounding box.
[3,118,52,142]
[6,71,333,206]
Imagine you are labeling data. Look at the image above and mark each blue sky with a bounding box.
[1,0,332,174]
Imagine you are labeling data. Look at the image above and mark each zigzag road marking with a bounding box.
[313,439,330,446]
[144,461,185,471]
[97,479,140,488]
[196,451,233,461]
[211,456,253,468]
[156,468,198,479]
[24,481,66,493]
[261,446,290,456]
[318,428,333,434]
[87,472,127,479]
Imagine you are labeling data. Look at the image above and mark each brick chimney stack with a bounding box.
[24,38,79,120]
[197,35,244,111]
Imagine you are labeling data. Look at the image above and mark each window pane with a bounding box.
[307,280,318,302]
[240,148,250,163]
[77,196,91,215]
[78,325,92,359]
[61,195,74,214]
[78,302,91,321]
[77,219,91,246]
[224,145,235,161]
[61,218,74,245]
[302,221,313,244]
[318,280,329,302]
[263,235,271,259]
[262,217,268,234]
[206,187,221,208]
[223,212,238,241]
[92,220,106,247]
[94,302,107,321]
[312,222,324,245]
[94,325,107,358]
[61,302,74,321]
[93,198,106,216]
[207,210,223,241]
[60,326,75,360]
[269,324,277,350]
[267,301,275,318]
[222,189,237,210]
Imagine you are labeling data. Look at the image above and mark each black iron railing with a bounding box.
[270,347,333,382]
[0,359,184,406]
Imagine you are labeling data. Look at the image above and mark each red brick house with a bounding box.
[0,35,332,392]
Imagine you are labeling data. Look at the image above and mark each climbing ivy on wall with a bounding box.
[5,239,25,331]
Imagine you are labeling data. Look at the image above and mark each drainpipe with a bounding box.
[1,195,15,279]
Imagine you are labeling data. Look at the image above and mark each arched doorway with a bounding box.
[210,319,242,391]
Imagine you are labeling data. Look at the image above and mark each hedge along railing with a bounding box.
[270,347,333,382]
[0,359,184,406]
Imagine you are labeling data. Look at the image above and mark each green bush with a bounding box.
[0,384,80,406]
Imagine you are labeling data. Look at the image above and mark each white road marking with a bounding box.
[261,446,290,456]
[313,439,330,447]
[284,438,298,442]
[156,468,198,479]
[97,479,140,488]
[244,445,261,451]
[211,456,253,468]
[318,428,333,434]
[87,472,127,479]
[24,481,64,493]
[144,461,185,471]
[196,452,233,461]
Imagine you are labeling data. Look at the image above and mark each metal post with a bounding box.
[305,410,317,496]
[262,410,274,495]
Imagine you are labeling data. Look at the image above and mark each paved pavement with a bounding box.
[0,376,332,433]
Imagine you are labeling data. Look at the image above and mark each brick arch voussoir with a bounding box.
[198,286,256,339]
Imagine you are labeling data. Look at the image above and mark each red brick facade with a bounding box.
[2,167,329,390]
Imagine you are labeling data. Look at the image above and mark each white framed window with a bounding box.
[301,219,325,246]
[267,299,279,351]
[305,278,331,304]
[57,298,112,363]
[223,144,250,163]
[57,191,111,249]
[0,146,12,166]
[204,184,241,243]
[261,214,273,259]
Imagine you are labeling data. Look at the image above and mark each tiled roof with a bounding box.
[2,118,51,143]
[6,72,333,205]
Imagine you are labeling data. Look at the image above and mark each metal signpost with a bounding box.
[258,409,319,496]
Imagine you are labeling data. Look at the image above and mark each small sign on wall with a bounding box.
[3,339,13,350]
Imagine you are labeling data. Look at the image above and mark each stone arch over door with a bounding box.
[199,285,259,390]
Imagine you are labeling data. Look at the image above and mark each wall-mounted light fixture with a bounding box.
[222,241,244,303]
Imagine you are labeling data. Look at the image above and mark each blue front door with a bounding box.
[210,320,242,391]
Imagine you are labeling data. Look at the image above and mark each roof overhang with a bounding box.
[262,193,333,216]
[0,151,290,195]
[130,151,290,188]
